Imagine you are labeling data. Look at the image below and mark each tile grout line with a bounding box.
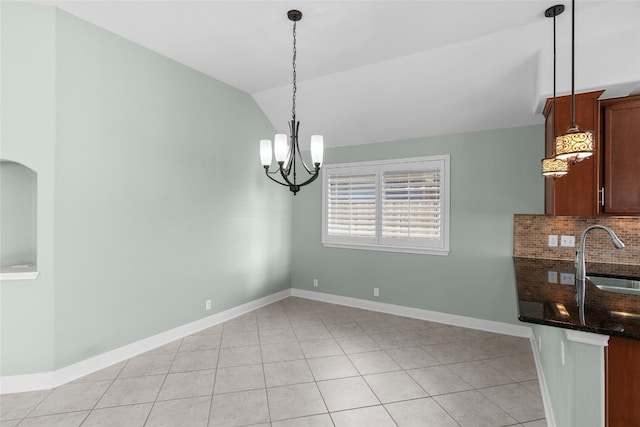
[256,312,273,426]
[140,341,184,426]
[15,385,55,424]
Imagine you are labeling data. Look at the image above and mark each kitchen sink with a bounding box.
[587,274,640,296]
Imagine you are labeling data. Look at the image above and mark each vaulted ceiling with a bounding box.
[33,1,640,148]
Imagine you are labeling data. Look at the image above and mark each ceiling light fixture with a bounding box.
[554,0,594,164]
[542,158,569,178]
[260,10,323,195]
[542,4,569,179]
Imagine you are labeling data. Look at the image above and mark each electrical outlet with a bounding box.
[547,271,558,284]
[560,273,575,285]
[205,300,212,311]
[548,235,558,247]
[313,279,318,288]
[560,235,575,247]
[373,287,379,297]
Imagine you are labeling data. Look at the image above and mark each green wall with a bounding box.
[1,2,292,375]
[291,125,543,324]
[1,1,57,375]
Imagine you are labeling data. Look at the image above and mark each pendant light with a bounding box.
[542,4,569,178]
[260,10,324,195]
[554,0,595,163]
[542,158,569,177]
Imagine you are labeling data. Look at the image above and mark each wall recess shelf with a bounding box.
[0,264,39,281]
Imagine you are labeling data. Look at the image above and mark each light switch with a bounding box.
[560,272,575,285]
[548,235,558,247]
[548,271,558,283]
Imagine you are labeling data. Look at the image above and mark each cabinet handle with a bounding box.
[599,187,605,207]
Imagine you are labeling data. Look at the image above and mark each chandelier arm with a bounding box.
[265,166,284,176]
[278,162,296,188]
[264,168,291,187]
[295,168,321,187]
[296,145,316,175]
[292,120,316,175]
[290,120,297,178]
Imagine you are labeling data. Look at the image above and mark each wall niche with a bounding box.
[1,160,38,280]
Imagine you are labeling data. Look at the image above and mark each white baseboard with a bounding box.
[291,288,532,338]
[0,372,54,396]
[0,289,291,395]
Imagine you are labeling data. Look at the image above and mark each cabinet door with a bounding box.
[544,91,603,216]
[602,96,640,214]
[606,336,640,427]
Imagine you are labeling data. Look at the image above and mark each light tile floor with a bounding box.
[0,297,548,426]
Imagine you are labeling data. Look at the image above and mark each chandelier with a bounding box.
[260,10,324,195]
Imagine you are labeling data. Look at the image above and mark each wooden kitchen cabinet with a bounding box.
[600,94,640,214]
[543,91,640,216]
[605,336,640,427]
[543,91,603,216]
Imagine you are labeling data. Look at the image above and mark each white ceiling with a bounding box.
[32,1,640,148]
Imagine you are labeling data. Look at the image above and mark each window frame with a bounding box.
[321,155,450,255]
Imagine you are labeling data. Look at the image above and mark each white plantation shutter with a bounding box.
[322,156,449,255]
[381,169,441,241]
[327,173,377,238]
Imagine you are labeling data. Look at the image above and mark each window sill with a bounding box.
[0,264,39,281]
[322,241,449,256]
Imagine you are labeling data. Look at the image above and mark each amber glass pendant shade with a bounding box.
[542,158,570,178]
[554,128,595,162]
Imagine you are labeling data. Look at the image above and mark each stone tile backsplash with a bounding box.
[514,214,640,265]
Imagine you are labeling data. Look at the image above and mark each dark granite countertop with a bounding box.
[514,257,640,340]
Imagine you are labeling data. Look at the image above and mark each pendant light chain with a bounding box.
[553,11,557,139]
[291,20,297,123]
[570,0,576,128]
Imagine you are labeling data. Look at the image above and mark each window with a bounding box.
[322,155,450,255]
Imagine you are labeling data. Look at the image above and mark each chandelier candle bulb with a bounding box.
[274,134,289,164]
[310,135,324,167]
[260,140,272,167]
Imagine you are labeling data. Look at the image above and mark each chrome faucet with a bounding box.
[575,225,625,324]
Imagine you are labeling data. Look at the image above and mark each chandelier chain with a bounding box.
[291,20,297,121]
